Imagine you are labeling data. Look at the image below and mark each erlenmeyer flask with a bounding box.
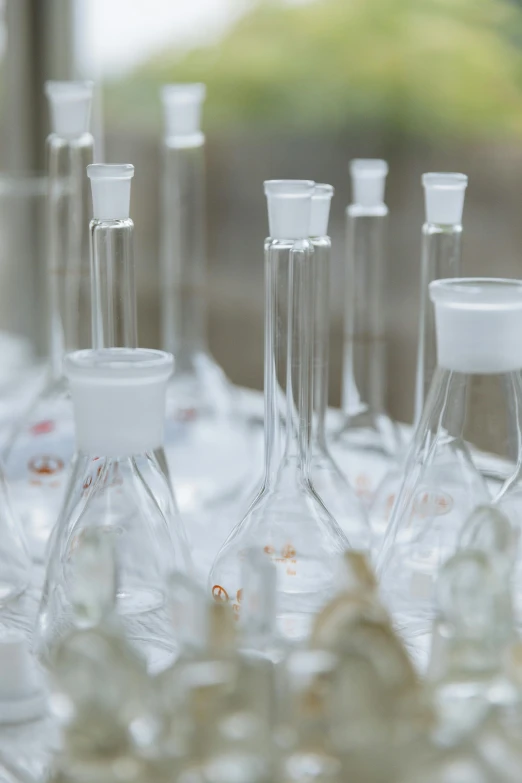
[3,81,94,563]
[378,278,522,667]
[37,347,192,672]
[308,184,370,551]
[209,181,349,646]
[370,173,468,547]
[331,160,401,506]
[160,84,253,515]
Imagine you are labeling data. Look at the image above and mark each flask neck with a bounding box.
[311,237,331,450]
[161,140,208,370]
[414,223,462,427]
[263,238,315,483]
[47,134,93,381]
[90,218,138,351]
[341,210,388,421]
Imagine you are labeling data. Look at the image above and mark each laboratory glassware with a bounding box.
[37,347,192,673]
[3,81,94,563]
[0,629,57,783]
[331,159,400,506]
[160,84,252,515]
[308,183,370,551]
[87,163,137,351]
[209,180,349,646]
[370,173,468,544]
[377,278,522,668]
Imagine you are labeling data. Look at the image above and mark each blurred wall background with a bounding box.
[1,0,522,422]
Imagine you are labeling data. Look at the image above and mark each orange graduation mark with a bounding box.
[212,584,229,603]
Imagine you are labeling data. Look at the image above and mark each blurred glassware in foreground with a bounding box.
[370,173,468,547]
[160,83,253,516]
[37,347,192,673]
[378,278,522,667]
[3,81,94,564]
[331,159,401,506]
[308,184,370,551]
[210,180,349,646]
[0,629,57,783]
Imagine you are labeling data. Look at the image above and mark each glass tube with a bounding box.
[2,82,94,564]
[160,84,253,529]
[210,181,348,647]
[309,186,370,551]
[331,160,400,506]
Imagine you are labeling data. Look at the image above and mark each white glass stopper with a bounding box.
[87,164,134,221]
[264,180,315,240]
[65,348,174,457]
[45,80,93,139]
[350,159,388,209]
[430,278,522,374]
[423,172,468,226]
[161,83,206,142]
[0,630,46,723]
[310,183,334,237]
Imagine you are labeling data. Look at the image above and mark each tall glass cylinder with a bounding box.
[308,185,370,551]
[160,84,253,529]
[210,181,348,647]
[3,81,94,564]
[332,159,399,506]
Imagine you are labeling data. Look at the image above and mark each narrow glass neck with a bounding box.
[311,236,331,449]
[263,238,314,483]
[342,206,388,419]
[414,223,462,427]
[90,218,138,350]
[161,138,207,368]
[47,133,93,380]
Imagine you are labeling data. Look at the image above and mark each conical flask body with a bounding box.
[38,450,191,672]
[210,460,348,644]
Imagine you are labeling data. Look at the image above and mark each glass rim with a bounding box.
[65,348,173,383]
[422,172,468,190]
[350,158,388,179]
[430,277,522,309]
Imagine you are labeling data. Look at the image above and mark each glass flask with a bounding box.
[378,278,522,668]
[209,180,349,646]
[37,347,192,673]
[370,173,468,546]
[3,81,94,564]
[331,159,401,506]
[160,84,253,516]
[0,629,57,783]
[308,184,370,551]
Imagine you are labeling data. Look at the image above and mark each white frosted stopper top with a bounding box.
[350,159,388,208]
[431,278,522,374]
[161,83,206,143]
[264,180,314,240]
[310,183,334,237]
[66,348,174,457]
[423,172,468,226]
[0,629,46,723]
[45,80,93,139]
[87,164,134,221]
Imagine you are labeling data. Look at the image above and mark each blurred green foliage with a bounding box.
[105,0,522,139]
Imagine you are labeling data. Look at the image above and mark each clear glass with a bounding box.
[37,448,192,673]
[2,133,93,565]
[209,238,349,646]
[161,135,253,517]
[90,218,137,351]
[331,205,401,506]
[309,235,370,551]
[376,277,522,667]
[370,222,463,546]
